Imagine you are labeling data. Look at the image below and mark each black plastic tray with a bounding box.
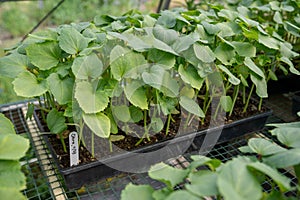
[35,109,272,189]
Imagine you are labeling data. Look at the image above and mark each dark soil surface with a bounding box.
[38,95,268,169]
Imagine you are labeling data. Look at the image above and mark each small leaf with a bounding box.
[214,43,235,65]
[250,74,268,98]
[58,27,91,54]
[263,149,300,168]
[179,96,204,118]
[47,74,74,105]
[220,96,233,112]
[270,127,300,148]
[193,43,215,63]
[273,11,283,24]
[149,162,189,188]
[109,135,125,142]
[258,34,279,50]
[75,81,109,114]
[129,106,143,123]
[178,64,204,90]
[26,42,61,70]
[172,32,199,53]
[0,53,28,78]
[280,57,300,75]
[0,113,15,135]
[247,138,287,156]
[153,25,178,45]
[147,49,175,68]
[232,42,256,57]
[150,117,164,133]
[46,109,67,134]
[124,81,148,110]
[13,71,48,98]
[112,105,131,123]
[72,53,104,80]
[217,65,240,85]
[244,57,265,78]
[121,183,154,200]
[83,112,110,138]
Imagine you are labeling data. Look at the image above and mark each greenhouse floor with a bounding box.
[0,90,299,200]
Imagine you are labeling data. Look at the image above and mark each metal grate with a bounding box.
[0,100,297,199]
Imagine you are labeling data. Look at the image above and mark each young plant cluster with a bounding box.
[0,7,298,154]
[121,120,300,200]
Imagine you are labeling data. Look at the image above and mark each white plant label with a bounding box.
[69,131,79,167]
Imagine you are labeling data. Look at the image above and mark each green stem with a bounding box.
[213,101,221,120]
[109,140,113,152]
[243,84,255,113]
[59,132,67,153]
[78,119,86,147]
[258,97,263,111]
[38,97,47,123]
[229,84,240,117]
[242,85,246,104]
[165,114,171,136]
[91,132,95,158]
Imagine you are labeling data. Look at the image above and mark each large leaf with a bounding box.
[47,74,74,105]
[172,32,199,53]
[149,162,189,188]
[26,42,61,70]
[0,53,28,78]
[186,171,219,197]
[142,65,179,97]
[0,134,29,160]
[110,45,147,81]
[112,105,131,123]
[214,43,235,65]
[217,65,240,85]
[75,81,109,114]
[263,149,300,168]
[247,138,286,156]
[153,25,178,45]
[121,183,154,200]
[165,191,198,200]
[220,95,233,112]
[250,74,268,98]
[147,49,175,68]
[58,27,91,54]
[280,57,300,75]
[179,96,205,117]
[232,42,256,57]
[178,64,204,90]
[72,53,104,80]
[0,189,26,200]
[46,109,67,134]
[83,112,110,138]
[270,127,300,148]
[258,34,279,50]
[13,71,48,98]
[217,157,262,200]
[193,43,215,63]
[124,81,148,110]
[244,57,265,78]
[0,161,26,192]
[248,162,291,192]
[0,113,15,135]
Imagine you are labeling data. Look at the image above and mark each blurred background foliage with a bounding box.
[0,0,159,104]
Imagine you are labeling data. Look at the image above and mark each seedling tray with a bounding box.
[35,109,272,189]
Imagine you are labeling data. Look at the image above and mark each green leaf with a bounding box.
[232,42,256,57]
[250,74,268,98]
[172,32,199,53]
[47,74,74,105]
[72,53,104,80]
[58,27,91,54]
[83,112,110,138]
[147,49,175,68]
[142,65,179,97]
[178,65,204,90]
[179,96,205,118]
[46,109,67,134]
[0,53,28,78]
[13,71,48,98]
[193,43,215,63]
[165,191,198,200]
[149,162,189,188]
[247,138,287,156]
[280,57,300,75]
[26,42,61,70]
[283,22,300,37]
[121,183,154,200]
[270,127,300,148]
[263,149,300,168]
[220,95,233,112]
[0,161,26,191]
[218,157,262,200]
[0,134,29,160]
[153,25,178,45]
[0,189,26,200]
[0,113,15,135]
[244,57,265,78]
[110,45,147,81]
[248,162,292,192]
[258,34,279,50]
[186,171,219,197]
[124,81,148,110]
[129,106,143,123]
[180,86,195,99]
[112,105,131,123]
[202,21,220,35]
[214,43,235,65]
[75,81,109,114]
[150,117,164,133]
[273,11,283,24]
[157,11,176,28]
[217,65,240,85]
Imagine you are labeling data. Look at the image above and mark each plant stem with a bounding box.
[91,132,95,158]
[242,85,246,104]
[38,97,46,123]
[165,114,171,136]
[243,84,255,113]
[213,101,221,120]
[109,140,113,152]
[258,97,263,111]
[229,84,240,117]
[59,132,67,153]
